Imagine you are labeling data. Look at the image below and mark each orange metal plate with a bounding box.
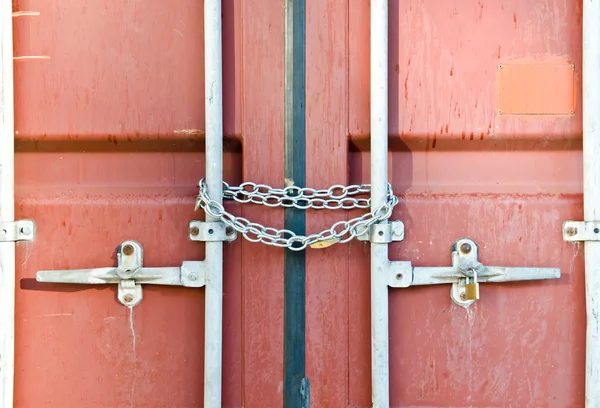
[497,62,576,116]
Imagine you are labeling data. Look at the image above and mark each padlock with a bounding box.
[464,268,480,300]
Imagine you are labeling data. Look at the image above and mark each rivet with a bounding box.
[566,227,578,236]
[123,294,134,303]
[189,273,198,281]
[122,244,134,256]
[460,242,472,254]
[189,226,200,236]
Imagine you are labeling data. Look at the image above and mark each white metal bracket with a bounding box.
[0,219,35,242]
[387,238,561,307]
[356,220,405,243]
[36,240,205,307]
[562,220,600,242]
[188,220,237,242]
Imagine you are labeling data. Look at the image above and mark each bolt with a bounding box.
[460,293,466,301]
[566,227,578,236]
[188,273,198,281]
[122,244,134,256]
[20,225,31,235]
[393,226,403,236]
[226,227,234,235]
[123,294,134,303]
[459,242,472,254]
[189,226,200,236]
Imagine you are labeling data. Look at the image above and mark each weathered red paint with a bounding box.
[11,0,585,407]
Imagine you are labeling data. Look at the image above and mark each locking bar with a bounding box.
[356,221,405,243]
[0,219,35,242]
[562,220,600,242]
[385,238,561,307]
[36,240,205,307]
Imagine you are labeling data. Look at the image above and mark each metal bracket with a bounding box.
[387,238,561,307]
[36,240,205,307]
[188,220,237,242]
[562,220,600,242]
[0,219,35,242]
[356,221,405,243]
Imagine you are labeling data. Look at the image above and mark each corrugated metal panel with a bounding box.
[12,0,584,407]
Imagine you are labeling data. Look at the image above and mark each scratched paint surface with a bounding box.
[11,0,585,407]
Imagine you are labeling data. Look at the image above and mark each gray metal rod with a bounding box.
[583,0,600,405]
[370,0,390,406]
[204,0,224,406]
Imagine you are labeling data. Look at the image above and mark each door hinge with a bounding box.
[0,219,35,242]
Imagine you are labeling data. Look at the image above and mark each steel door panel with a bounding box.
[13,0,243,406]
[346,0,583,407]
[9,0,586,407]
[348,196,583,407]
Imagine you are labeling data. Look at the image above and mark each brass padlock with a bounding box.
[464,268,480,300]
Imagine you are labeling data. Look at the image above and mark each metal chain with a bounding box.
[195,178,398,251]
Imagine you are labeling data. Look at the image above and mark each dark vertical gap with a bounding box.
[283,0,309,407]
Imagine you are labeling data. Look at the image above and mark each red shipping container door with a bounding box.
[11,0,583,407]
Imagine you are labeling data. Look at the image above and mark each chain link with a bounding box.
[195,178,398,251]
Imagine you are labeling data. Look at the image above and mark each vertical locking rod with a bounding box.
[583,1,600,406]
[0,2,15,407]
[284,0,309,406]
[204,0,224,406]
[370,0,390,407]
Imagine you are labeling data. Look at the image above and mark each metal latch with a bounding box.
[356,221,405,243]
[36,240,204,307]
[387,238,561,307]
[188,220,237,242]
[562,220,600,241]
[0,219,35,242]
